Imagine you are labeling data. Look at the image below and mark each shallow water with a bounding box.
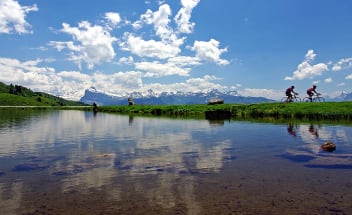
[0,109,351,214]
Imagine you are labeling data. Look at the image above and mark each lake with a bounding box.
[0,109,351,214]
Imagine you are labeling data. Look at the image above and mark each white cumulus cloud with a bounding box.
[168,56,201,67]
[136,61,190,77]
[190,39,229,65]
[174,0,200,34]
[324,77,333,83]
[103,12,123,31]
[123,34,180,59]
[332,58,352,71]
[91,71,143,96]
[143,75,229,94]
[284,49,328,81]
[0,57,145,100]
[133,4,184,46]
[0,57,72,97]
[0,0,38,34]
[104,12,121,26]
[49,21,117,69]
[138,4,172,41]
[337,82,345,87]
[117,56,134,65]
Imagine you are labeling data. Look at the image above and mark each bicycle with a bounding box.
[281,94,301,103]
[303,94,325,102]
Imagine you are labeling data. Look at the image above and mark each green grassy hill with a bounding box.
[0,82,85,106]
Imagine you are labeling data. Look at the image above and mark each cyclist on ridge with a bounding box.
[306,85,320,102]
[285,85,298,102]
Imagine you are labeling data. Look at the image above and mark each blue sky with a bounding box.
[1,0,352,101]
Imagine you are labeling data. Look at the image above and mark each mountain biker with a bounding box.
[285,85,298,102]
[306,85,319,102]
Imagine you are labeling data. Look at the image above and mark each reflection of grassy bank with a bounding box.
[0,108,53,130]
[231,116,352,126]
[95,102,352,120]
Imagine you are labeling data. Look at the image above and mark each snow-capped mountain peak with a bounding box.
[80,87,272,105]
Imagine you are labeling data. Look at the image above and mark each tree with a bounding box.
[15,85,22,95]
[9,83,15,94]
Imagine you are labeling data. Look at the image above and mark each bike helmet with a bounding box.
[291,85,295,89]
[313,85,317,88]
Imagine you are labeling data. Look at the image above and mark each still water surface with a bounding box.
[0,109,352,214]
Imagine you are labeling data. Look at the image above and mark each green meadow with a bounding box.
[94,102,352,121]
[0,82,85,107]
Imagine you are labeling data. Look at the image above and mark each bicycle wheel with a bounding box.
[303,97,312,102]
[293,97,301,102]
[281,97,288,103]
[314,97,325,102]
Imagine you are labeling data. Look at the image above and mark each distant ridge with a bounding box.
[329,91,352,102]
[80,87,275,105]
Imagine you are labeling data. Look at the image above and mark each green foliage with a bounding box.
[4,83,35,96]
[0,82,85,106]
[0,82,8,93]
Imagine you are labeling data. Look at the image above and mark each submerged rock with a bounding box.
[305,157,352,169]
[282,149,316,162]
[13,163,49,171]
[321,141,336,152]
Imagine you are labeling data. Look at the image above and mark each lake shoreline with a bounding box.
[2,102,352,121]
[93,102,352,121]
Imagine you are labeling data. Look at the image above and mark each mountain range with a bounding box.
[328,91,352,102]
[80,87,352,106]
[80,87,274,105]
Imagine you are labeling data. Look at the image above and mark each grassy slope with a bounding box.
[0,82,85,106]
[95,102,352,120]
[0,93,85,106]
[0,93,43,106]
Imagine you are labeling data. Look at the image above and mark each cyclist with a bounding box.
[285,85,298,102]
[306,85,319,102]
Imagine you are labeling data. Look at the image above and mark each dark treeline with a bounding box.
[8,83,35,96]
[1,82,35,96]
